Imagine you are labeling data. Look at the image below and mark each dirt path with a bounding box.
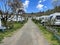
[0,19,49,45]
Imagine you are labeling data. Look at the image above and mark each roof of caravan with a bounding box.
[50,12,60,16]
[52,13,60,15]
[40,15,49,17]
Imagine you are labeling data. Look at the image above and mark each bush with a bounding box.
[0,21,26,42]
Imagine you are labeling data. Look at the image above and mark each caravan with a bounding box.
[0,15,6,31]
[40,16,49,26]
[48,13,60,26]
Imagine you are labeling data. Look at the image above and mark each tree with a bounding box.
[0,0,14,29]
[0,10,2,15]
[8,0,24,14]
[8,0,24,22]
[52,0,60,12]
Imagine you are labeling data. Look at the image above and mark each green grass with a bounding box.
[32,19,60,45]
[56,27,60,35]
[0,22,25,43]
[37,23,60,45]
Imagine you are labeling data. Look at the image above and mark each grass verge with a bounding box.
[56,27,60,35]
[37,23,60,45]
[0,22,25,43]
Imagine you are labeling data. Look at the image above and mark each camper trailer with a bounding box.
[48,13,60,26]
[35,17,41,20]
[40,16,49,26]
[0,15,6,31]
[8,15,25,22]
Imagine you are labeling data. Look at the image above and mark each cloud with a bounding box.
[23,0,29,12]
[37,0,47,10]
[37,4,44,10]
[39,0,46,3]
[39,0,42,3]
[45,6,47,8]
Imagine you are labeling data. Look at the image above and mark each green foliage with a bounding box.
[34,6,60,16]
[32,18,41,24]
[0,10,3,14]
[0,21,25,42]
[44,6,60,15]
[37,23,60,45]
[32,19,60,45]
[56,27,60,35]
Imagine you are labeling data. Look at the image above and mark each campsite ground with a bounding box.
[0,18,49,45]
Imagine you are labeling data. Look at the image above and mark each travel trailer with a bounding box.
[35,17,41,20]
[8,15,25,22]
[48,13,60,26]
[40,16,49,25]
[0,16,6,31]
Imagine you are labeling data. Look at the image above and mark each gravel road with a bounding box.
[0,19,49,45]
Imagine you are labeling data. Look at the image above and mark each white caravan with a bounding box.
[48,13,60,26]
[8,15,25,22]
[0,15,6,31]
[40,16,49,25]
[35,17,41,20]
[32,16,41,20]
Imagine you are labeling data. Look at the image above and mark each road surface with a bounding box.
[0,19,49,45]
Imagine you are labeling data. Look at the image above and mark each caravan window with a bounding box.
[56,16,60,19]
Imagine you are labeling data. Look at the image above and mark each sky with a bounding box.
[0,0,59,13]
[22,0,54,13]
